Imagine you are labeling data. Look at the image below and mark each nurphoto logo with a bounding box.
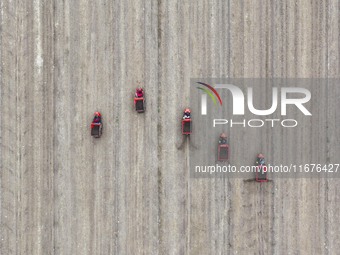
[195,81,312,128]
[196,82,223,115]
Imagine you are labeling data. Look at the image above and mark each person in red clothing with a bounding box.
[93,112,101,123]
[183,108,191,119]
[135,87,144,98]
[256,154,265,165]
[219,133,227,144]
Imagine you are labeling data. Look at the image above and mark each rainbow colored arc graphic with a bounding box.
[196,82,223,105]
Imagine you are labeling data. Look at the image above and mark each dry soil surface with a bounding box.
[1,0,340,254]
